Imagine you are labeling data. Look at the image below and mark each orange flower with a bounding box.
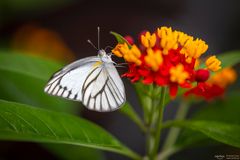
[208,67,237,88]
[12,24,75,62]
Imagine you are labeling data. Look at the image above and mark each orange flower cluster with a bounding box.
[112,27,223,97]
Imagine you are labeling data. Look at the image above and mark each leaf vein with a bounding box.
[30,114,58,138]
[0,114,19,133]
[12,112,40,134]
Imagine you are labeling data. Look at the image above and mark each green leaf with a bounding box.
[0,99,140,159]
[217,50,240,68]
[191,92,240,123]
[163,120,240,148]
[0,52,62,81]
[176,92,240,147]
[43,144,105,160]
[0,52,77,113]
[110,31,131,47]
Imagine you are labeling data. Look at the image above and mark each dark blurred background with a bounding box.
[0,0,240,159]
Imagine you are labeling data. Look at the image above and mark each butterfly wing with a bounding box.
[44,56,126,112]
[44,56,101,101]
[82,63,126,112]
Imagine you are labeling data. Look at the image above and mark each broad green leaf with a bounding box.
[43,144,105,160]
[177,92,240,147]
[0,99,140,159]
[0,69,77,113]
[110,31,131,47]
[0,52,77,113]
[163,120,240,148]
[217,50,240,68]
[0,52,63,81]
[191,92,240,123]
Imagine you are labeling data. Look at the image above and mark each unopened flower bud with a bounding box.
[195,69,210,82]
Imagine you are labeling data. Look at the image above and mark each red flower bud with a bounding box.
[195,69,210,82]
[124,35,134,45]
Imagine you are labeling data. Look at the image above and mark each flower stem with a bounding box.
[147,86,167,160]
[151,87,167,159]
[157,146,180,160]
[146,86,159,159]
[160,100,190,160]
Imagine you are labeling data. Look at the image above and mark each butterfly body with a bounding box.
[44,49,126,112]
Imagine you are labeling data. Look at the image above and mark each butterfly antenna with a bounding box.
[97,26,100,50]
[105,45,113,51]
[87,39,98,50]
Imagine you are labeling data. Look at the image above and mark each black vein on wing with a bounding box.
[108,76,124,99]
[106,83,118,107]
[90,77,109,111]
[82,68,102,106]
[100,91,103,111]
[103,91,110,111]
[82,67,100,94]
[67,90,72,99]
[55,85,62,95]
[108,79,122,104]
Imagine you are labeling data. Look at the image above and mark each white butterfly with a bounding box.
[44,28,126,112]
[44,49,126,112]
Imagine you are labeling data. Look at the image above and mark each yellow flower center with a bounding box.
[123,45,142,65]
[145,48,163,71]
[157,27,208,61]
[141,31,156,48]
[170,64,189,84]
[157,27,178,55]
[184,39,208,58]
[205,55,221,72]
[177,31,194,47]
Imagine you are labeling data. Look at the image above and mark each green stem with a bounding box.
[146,86,159,159]
[121,145,142,160]
[148,87,167,160]
[157,146,180,160]
[160,100,190,160]
[134,83,153,127]
[152,87,167,158]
